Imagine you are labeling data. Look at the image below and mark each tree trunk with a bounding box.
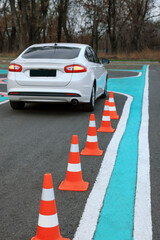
[63,0,71,42]
[9,0,20,50]
[57,0,64,42]
[19,1,28,51]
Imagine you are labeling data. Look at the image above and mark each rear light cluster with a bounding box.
[9,64,22,72]
[8,64,86,73]
[64,65,87,73]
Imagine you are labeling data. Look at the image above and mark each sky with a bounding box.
[152,0,160,20]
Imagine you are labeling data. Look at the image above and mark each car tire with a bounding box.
[101,77,108,98]
[10,101,25,110]
[84,85,95,112]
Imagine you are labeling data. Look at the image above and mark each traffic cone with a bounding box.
[31,173,70,240]
[59,135,89,191]
[81,114,103,156]
[109,91,119,119]
[97,100,115,132]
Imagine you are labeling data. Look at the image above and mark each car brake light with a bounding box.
[9,64,22,72]
[64,65,87,73]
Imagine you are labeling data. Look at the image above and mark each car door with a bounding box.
[89,47,106,96]
[84,47,99,96]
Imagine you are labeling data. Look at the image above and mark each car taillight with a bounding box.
[8,64,22,72]
[64,65,87,73]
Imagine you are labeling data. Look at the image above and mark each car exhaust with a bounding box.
[71,99,79,106]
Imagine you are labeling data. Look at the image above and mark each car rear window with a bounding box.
[21,46,81,59]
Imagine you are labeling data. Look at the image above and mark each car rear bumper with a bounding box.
[7,88,91,103]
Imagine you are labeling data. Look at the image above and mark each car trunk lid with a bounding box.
[15,59,73,87]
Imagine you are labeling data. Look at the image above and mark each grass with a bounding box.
[0,52,19,58]
[0,48,159,63]
[98,49,160,62]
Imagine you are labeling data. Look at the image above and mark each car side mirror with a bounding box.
[102,58,110,64]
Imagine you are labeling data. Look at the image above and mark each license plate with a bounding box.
[30,69,56,77]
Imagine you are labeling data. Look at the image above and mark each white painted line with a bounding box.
[0,100,9,105]
[137,72,142,77]
[73,92,133,240]
[0,92,8,97]
[110,71,142,79]
[133,65,152,240]
[0,79,7,84]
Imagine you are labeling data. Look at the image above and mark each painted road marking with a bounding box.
[109,69,142,78]
[73,93,133,240]
[0,95,8,102]
[0,76,8,102]
[134,66,152,240]
[94,65,151,240]
[0,78,7,83]
[0,70,8,74]
[0,92,7,97]
[0,91,8,103]
[73,65,152,240]
[0,100,9,105]
[94,65,152,239]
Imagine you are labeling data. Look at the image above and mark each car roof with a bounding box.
[29,43,89,49]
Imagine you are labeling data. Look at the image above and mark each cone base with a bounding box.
[97,126,115,132]
[110,114,119,120]
[31,236,70,240]
[58,180,89,191]
[81,148,103,156]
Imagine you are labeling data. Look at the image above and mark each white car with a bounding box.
[7,43,109,111]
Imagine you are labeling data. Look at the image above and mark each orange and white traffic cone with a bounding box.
[109,91,119,119]
[59,135,89,191]
[31,173,70,240]
[97,100,115,132]
[81,114,103,156]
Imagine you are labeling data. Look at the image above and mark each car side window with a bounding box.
[85,47,95,63]
[89,47,101,64]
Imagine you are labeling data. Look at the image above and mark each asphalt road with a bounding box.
[0,73,126,240]
[0,64,159,240]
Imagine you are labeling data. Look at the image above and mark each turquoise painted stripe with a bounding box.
[94,66,146,240]
[0,96,8,102]
[0,70,8,74]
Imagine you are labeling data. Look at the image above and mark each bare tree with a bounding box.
[0,0,159,54]
[56,0,72,42]
[81,0,108,52]
[8,0,50,51]
[123,0,155,51]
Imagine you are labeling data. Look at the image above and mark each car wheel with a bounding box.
[84,85,95,112]
[101,78,108,98]
[10,101,25,110]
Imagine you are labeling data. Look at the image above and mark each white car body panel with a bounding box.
[15,60,73,87]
